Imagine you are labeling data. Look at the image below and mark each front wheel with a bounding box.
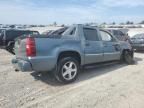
[55,57,80,83]
[123,51,134,64]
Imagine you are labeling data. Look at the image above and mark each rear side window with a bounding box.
[61,27,76,39]
[51,27,68,35]
[83,28,99,41]
[69,27,76,35]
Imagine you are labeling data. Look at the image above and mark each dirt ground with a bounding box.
[0,49,144,108]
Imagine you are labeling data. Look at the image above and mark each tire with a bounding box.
[55,57,80,83]
[123,50,134,64]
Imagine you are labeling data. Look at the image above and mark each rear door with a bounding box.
[100,30,121,61]
[83,27,103,64]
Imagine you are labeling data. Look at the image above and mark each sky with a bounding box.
[0,0,144,24]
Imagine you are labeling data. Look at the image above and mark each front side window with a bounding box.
[83,28,99,41]
[100,30,113,41]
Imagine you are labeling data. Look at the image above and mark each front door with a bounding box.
[83,27,103,64]
[100,30,121,61]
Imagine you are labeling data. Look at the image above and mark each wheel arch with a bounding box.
[57,51,81,65]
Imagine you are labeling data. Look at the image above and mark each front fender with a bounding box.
[120,41,132,50]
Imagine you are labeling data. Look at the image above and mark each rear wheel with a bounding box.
[55,57,80,83]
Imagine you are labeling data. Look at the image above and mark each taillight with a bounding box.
[26,37,36,57]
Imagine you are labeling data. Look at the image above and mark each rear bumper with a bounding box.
[12,56,56,72]
[12,58,33,72]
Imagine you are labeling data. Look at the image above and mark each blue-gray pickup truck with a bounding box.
[12,24,134,83]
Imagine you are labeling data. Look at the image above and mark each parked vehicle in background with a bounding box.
[0,29,6,35]
[12,24,134,83]
[0,29,39,54]
[0,29,6,46]
[0,29,4,34]
[105,28,131,43]
[130,33,144,51]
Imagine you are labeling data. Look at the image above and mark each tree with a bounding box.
[53,22,57,26]
[9,25,15,28]
[120,22,124,25]
[126,21,130,25]
[130,22,134,24]
[126,21,134,25]
[112,22,116,25]
[102,22,107,25]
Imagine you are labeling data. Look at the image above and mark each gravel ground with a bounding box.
[0,49,144,108]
